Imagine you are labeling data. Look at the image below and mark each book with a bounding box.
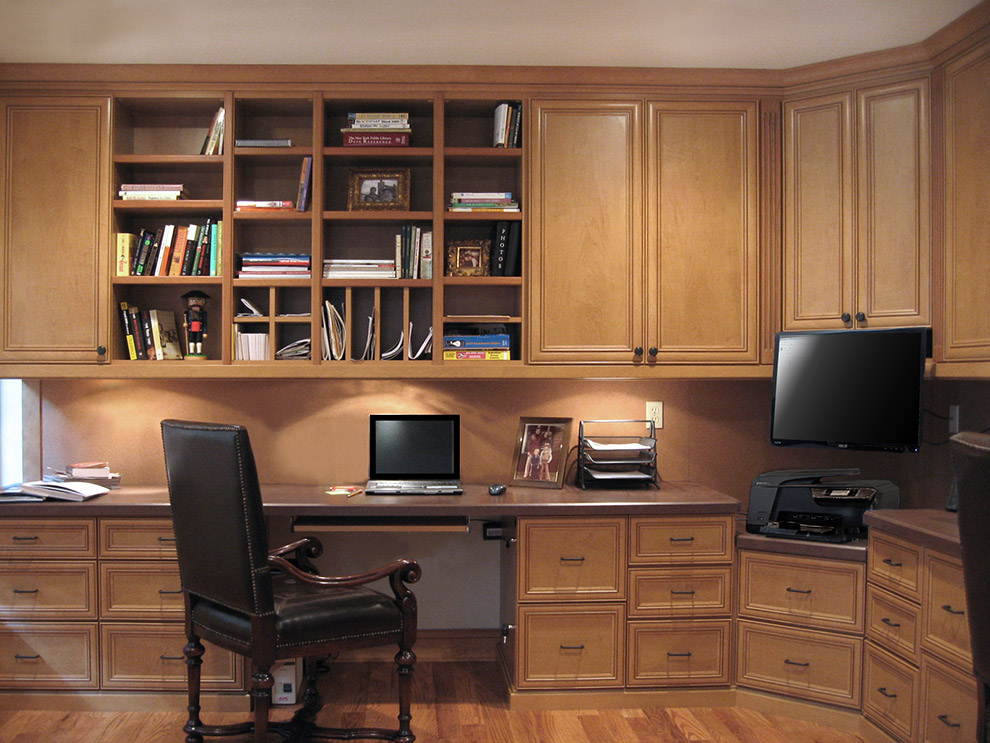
[296,156,313,211]
[342,131,410,147]
[67,461,110,478]
[234,138,292,147]
[505,221,522,276]
[116,233,137,276]
[118,190,186,200]
[491,221,510,276]
[201,106,225,155]
[154,224,175,275]
[150,309,184,360]
[128,304,148,359]
[3,479,109,501]
[118,301,137,360]
[443,334,511,349]
[179,224,200,276]
[420,231,433,279]
[132,229,155,276]
[443,349,511,361]
[235,200,295,211]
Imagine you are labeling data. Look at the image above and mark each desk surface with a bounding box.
[0,481,740,519]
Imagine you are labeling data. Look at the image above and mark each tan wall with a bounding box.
[39,377,989,510]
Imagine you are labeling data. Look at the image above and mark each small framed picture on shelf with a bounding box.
[347,169,410,211]
[446,238,490,277]
[512,417,572,489]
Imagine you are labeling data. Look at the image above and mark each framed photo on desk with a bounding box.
[513,417,571,489]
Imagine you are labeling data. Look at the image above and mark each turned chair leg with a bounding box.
[182,636,205,743]
[395,646,416,743]
[251,667,274,743]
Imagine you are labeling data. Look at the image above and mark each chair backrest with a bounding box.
[950,430,990,682]
[161,420,274,617]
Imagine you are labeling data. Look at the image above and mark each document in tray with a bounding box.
[584,438,654,451]
[584,468,654,479]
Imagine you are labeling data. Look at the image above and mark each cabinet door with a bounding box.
[856,79,930,328]
[528,100,644,363]
[647,100,760,362]
[0,97,110,363]
[783,92,854,330]
[942,42,990,361]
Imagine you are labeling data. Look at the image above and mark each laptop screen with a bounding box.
[369,414,460,480]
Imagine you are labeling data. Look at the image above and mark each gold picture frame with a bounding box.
[512,417,572,489]
[446,239,490,277]
[347,169,410,211]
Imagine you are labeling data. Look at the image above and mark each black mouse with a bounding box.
[489,484,506,496]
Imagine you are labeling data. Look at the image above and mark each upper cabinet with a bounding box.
[527,98,760,365]
[941,42,990,363]
[0,97,111,363]
[782,78,930,332]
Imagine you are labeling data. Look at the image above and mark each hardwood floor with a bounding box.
[0,661,868,743]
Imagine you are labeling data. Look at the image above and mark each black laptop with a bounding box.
[366,414,462,495]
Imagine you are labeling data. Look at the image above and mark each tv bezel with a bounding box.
[770,327,929,453]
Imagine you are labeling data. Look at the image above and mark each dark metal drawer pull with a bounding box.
[559,644,585,650]
[937,714,961,728]
[941,604,965,616]
[670,590,696,596]
[560,557,585,562]
[784,659,809,667]
[14,654,40,660]
[160,655,184,661]
[786,587,812,594]
[158,589,183,595]
[666,652,692,658]
[669,537,695,542]
[882,558,902,567]
[11,535,39,541]
[880,617,902,628]
[877,687,898,698]
[158,536,177,542]
[12,588,39,594]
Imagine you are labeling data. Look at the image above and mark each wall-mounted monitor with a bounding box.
[770,327,929,453]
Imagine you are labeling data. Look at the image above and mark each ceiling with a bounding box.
[0,0,982,69]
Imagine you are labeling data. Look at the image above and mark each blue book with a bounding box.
[442,334,511,349]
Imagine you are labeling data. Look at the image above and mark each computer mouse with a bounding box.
[489,484,506,496]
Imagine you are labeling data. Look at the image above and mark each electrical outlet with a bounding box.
[646,401,663,430]
[949,404,961,434]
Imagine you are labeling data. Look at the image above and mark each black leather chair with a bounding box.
[950,431,990,743]
[161,419,420,743]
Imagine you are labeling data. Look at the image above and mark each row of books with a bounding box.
[118,183,188,200]
[201,107,225,156]
[442,332,511,361]
[238,252,311,279]
[494,102,523,148]
[342,112,410,147]
[118,302,184,360]
[397,226,433,278]
[117,221,222,277]
[448,191,519,212]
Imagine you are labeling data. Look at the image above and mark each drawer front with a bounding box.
[519,518,625,601]
[627,619,731,687]
[862,641,919,742]
[736,619,862,708]
[866,583,922,664]
[516,603,624,689]
[100,623,243,691]
[629,516,733,565]
[922,551,972,668]
[0,519,96,558]
[100,561,184,619]
[738,551,865,632]
[628,566,732,618]
[99,519,177,559]
[0,560,97,619]
[868,531,922,602]
[0,622,99,689]
[919,654,979,743]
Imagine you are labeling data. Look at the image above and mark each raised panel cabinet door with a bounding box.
[783,92,855,330]
[942,42,990,361]
[528,100,644,363]
[647,100,760,362]
[0,97,110,362]
[856,78,930,328]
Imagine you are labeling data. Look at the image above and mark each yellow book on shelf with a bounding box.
[442,349,510,361]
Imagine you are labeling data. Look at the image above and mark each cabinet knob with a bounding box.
[634,346,643,356]
[648,347,658,358]
[841,313,852,324]
[855,312,866,323]
[96,345,107,356]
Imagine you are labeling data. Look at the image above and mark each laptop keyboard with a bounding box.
[366,479,462,494]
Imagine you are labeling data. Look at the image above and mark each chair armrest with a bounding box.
[269,537,323,574]
[268,553,421,598]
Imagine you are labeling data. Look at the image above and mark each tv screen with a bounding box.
[369,414,460,478]
[771,328,928,452]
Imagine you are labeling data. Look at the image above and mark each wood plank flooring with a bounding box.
[0,661,868,743]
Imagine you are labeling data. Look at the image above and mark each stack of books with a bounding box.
[235,200,295,211]
[341,112,410,147]
[118,183,187,200]
[237,253,311,279]
[49,461,122,488]
[442,333,512,361]
[323,258,397,279]
[448,192,520,212]
[118,222,221,277]
[201,106,225,155]
[493,101,522,148]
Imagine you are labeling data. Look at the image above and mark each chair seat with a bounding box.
[193,575,404,651]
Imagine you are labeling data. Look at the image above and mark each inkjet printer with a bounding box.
[746,468,899,543]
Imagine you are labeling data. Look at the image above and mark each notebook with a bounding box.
[366,414,462,495]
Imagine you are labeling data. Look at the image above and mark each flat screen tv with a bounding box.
[770,327,929,452]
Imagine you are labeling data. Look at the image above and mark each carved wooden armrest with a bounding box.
[269,537,323,574]
[267,552,421,601]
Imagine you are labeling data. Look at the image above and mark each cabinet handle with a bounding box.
[559,644,585,651]
[11,535,39,541]
[559,556,585,562]
[841,312,852,323]
[784,659,809,667]
[855,312,866,323]
[634,347,643,356]
[15,654,41,660]
[882,558,902,567]
[158,589,183,595]
[160,655,185,661]
[666,651,692,658]
[648,347,658,358]
[669,536,695,542]
[880,617,901,628]
[877,686,898,699]
[158,536,177,543]
[12,588,39,594]
[670,590,696,596]
[937,714,961,728]
[785,587,812,594]
[941,604,965,616]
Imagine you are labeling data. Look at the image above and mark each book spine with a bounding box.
[140,309,156,360]
[116,233,137,277]
[118,302,137,360]
[215,221,223,276]
[420,231,433,280]
[442,334,511,348]
[128,306,148,359]
[209,222,218,276]
[149,309,164,361]
[133,229,154,276]
[443,349,511,361]
[505,221,522,276]
[168,225,188,276]
[154,224,175,276]
[181,225,200,275]
[342,132,410,146]
[195,220,212,276]
[491,221,510,276]
[296,156,313,211]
